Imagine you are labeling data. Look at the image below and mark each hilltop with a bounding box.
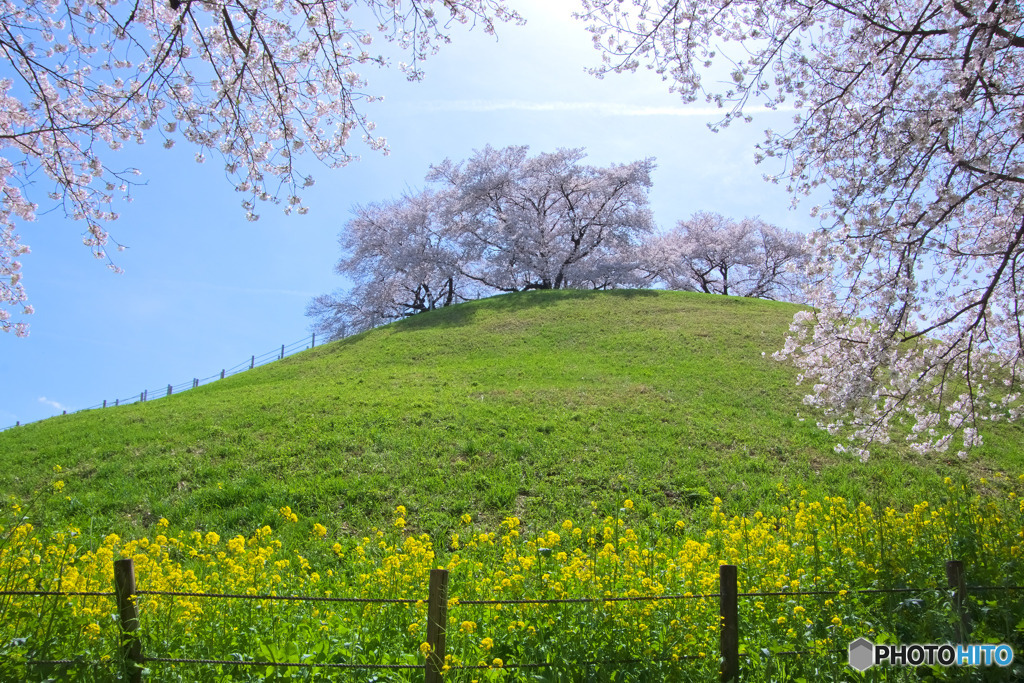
[1,289,1020,539]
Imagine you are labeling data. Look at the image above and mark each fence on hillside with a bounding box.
[4,558,1018,682]
[1,333,320,433]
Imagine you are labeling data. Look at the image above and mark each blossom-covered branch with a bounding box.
[0,0,521,335]
[578,0,1024,457]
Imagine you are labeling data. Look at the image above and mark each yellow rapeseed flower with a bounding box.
[227,535,245,554]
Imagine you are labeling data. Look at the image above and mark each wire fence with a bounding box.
[1,333,319,433]
[3,558,1014,682]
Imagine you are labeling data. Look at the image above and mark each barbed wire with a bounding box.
[8,582,1020,603]
[771,648,845,657]
[12,577,1017,677]
[738,587,934,598]
[454,592,719,605]
[26,653,706,673]
[26,657,420,671]
[0,590,114,597]
[136,589,418,604]
[25,650,832,675]
[445,655,705,670]
[141,657,420,669]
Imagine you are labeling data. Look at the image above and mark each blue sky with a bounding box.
[0,0,815,428]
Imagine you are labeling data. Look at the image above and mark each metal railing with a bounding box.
[2,333,320,432]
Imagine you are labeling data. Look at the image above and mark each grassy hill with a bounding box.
[2,289,1020,539]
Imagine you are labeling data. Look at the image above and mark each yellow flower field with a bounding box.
[2,478,1023,681]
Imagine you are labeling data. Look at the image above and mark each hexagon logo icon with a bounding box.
[848,638,875,671]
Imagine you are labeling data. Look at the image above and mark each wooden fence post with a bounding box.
[115,399,119,407]
[424,568,449,683]
[280,344,284,360]
[114,559,143,683]
[720,564,739,682]
[167,384,172,396]
[250,355,254,369]
[946,560,969,643]
[103,400,107,408]
[311,332,315,348]
[220,369,225,379]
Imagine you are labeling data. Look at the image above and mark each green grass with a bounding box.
[2,289,1021,541]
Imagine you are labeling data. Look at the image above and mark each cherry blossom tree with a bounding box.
[428,145,656,292]
[654,211,806,300]
[0,0,520,336]
[310,145,657,336]
[578,0,1024,457]
[307,189,477,339]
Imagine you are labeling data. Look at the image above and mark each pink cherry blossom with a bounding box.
[578,0,1024,456]
[649,211,807,301]
[309,145,657,337]
[0,0,521,335]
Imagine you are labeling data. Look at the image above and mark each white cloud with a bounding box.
[415,100,794,117]
[154,279,318,298]
[38,396,68,412]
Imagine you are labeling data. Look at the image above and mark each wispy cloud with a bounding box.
[196,284,318,298]
[414,100,794,117]
[148,279,318,298]
[38,396,67,412]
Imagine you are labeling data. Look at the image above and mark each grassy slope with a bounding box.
[2,289,1021,540]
